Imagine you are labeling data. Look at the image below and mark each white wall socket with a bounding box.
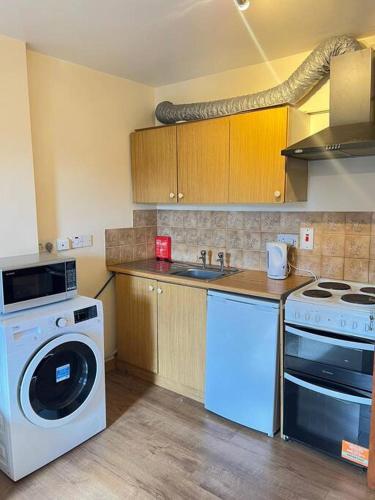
[277,234,299,247]
[300,227,314,250]
[71,234,93,249]
[56,238,70,251]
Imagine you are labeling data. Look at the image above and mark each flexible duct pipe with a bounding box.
[155,35,361,124]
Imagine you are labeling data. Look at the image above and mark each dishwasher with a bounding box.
[205,291,280,437]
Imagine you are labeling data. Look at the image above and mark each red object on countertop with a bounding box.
[155,236,172,261]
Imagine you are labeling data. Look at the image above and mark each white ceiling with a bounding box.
[0,0,375,86]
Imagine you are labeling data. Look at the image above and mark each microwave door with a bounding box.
[2,263,67,313]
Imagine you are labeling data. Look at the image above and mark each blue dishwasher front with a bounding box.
[205,290,280,437]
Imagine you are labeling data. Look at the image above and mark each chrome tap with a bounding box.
[217,252,225,272]
[199,250,207,269]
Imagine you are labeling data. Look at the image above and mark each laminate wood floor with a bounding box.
[1,370,373,500]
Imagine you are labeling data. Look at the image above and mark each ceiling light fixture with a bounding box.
[235,0,250,11]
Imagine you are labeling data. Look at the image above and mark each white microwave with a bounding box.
[0,253,77,314]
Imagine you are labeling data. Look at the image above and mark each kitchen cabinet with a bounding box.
[177,118,229,203]
[158,282,206,396]
[115,275,207,401]
[130,126,177,203]
[115,274,158,373]
[130,106,309,204]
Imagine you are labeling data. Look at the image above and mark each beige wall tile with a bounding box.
[106,246,121,265]
[185,228,199,245]
[321,233,345,257]
[183,210,198,228]
[157,226,172,237]
[243,251,261,270]
[260,252,267,271]
[212,211,228,229]
[322,212,346,233]
[344,258,369,282]
[134,244,147,260]
[243,212,261,230]
[345,235,370,259]
[372,213,375,235]
[134,227,146,245]
[280,212,302,232]
[118,228,134,246]
[170,210,184,227]
[227,211,244,229]
[243,231,261,251]
[345,212,372,235]
[212,229,226,247]
[197,211,212,228]
[369,260,375,282]
[145,226,157,244]
[370,236,375,259]
[146,244,155,259]
[226,229,244,249]
[197,228,213,246]
[120,245,134,262]
[105,228,119,247]
[320,256,344,280]
[294,254,321,277]
[157,210,173,226]
[261,212,281,232]
[225,249,243,268]
[173,227,186,244]
[173,243,189,261]
[133,209,156,227]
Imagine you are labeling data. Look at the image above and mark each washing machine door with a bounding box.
[20,333,103,428]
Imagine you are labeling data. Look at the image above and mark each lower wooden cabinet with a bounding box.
[115,274,207,401]
[115,274,158,373]
[158,282,206,396]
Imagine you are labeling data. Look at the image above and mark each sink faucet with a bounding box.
[199,250,207,269]
[217,252,224,272]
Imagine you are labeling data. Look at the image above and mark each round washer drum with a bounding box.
[20,333,103,428]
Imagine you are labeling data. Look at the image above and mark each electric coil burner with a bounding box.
[318,281,351,291]
[361,287,375,294]
[302,289,332,298]
[341,294,375,305]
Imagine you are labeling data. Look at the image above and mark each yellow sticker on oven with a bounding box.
[341,440,369,467]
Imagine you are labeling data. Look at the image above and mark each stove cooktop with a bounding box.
[285,279,375,339]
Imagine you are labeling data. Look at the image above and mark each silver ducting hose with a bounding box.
[155,35,361,124]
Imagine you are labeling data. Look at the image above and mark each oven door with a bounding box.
[285,325,374,391]
[284,372,371,467]
[1,263,67,313]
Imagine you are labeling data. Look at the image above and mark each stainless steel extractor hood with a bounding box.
[282,48,375,160]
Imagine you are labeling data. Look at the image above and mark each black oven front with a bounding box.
[283,324,373,468]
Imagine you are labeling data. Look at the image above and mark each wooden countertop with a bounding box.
[108,260,312,300]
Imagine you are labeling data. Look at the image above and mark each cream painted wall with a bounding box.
[155,34,375,212]
[0,35,38,257]
[27,51,155,358]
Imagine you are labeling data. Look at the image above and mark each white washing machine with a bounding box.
[0,296,106,481]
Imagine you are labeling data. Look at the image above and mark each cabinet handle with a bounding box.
[274,190,281,199]
[148,285,155,292]
[157,287,163,294]
[178,193,184,200]
[169,192,175,199]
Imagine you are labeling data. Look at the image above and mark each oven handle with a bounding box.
[285,325,374,351]
[284,372,372,405]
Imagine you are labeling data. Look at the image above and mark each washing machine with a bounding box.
[0,296,106,481]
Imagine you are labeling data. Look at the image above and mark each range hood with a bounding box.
[282,48,375,160]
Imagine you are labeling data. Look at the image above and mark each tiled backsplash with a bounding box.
[106,209,375,283]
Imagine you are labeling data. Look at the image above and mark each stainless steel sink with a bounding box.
[172,267,240,281]
[173,268,224,280]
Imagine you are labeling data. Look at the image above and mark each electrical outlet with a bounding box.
[300,227,314,250]
[81,234,93,247]
[277,233,299,247]
[56,238,70,251]
[71,236,83,249]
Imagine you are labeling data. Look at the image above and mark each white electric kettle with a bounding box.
[266,242,288,280]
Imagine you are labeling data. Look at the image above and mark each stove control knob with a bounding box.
[352,321,358,330]
[56,317,68,328]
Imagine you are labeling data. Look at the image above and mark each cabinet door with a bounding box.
[229,107,288,203]
[158,283,206,395]
[177,118,229,203]
[131,126,177,203]
[116,274,158,373]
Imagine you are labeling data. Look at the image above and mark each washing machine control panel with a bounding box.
[56,317,68,328]
[74,305,98,324]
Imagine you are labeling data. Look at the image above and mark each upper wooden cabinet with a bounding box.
[130,106,310,204]
[177,118,229,204]
[131,126,177,203]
